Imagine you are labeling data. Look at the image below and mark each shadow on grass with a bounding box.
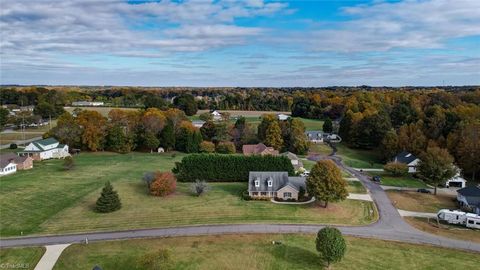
[268,244,324,269]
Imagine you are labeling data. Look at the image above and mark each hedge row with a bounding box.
[172,154,295,182]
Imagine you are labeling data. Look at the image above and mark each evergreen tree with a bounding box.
[144,131,160,152]
[95,182,122,213]
[323,118,333,133]
[160,121,175,151]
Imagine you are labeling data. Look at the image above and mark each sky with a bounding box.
[1,0,479,87]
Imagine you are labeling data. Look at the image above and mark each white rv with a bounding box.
[437,209,480,229]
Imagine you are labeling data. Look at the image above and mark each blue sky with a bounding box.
[1,0,479,86]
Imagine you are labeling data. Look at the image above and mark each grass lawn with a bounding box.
[335,144,383,169]
[308,143,332,155]
[374,172,428,188]
[386,190,457,212]
[347,181,367,194]
[0,153,376,237]
[64,106,138,117]
[0,247,45,270]
[53,234,480,270]
[405,217,480,244]
[294,117,324,131]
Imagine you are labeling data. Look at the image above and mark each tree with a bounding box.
[397,122,427,156]
[143,94,168,110]
[215,141,236,154]
[50,112,82,148]
[289,118,309,154]
[191,180,209,196]
[149,172,177,197]
[316,227,346,269]
[160,120,175,151]
[231,116,256,150]
[106,124,133,153]
[257,114,276,141]
[291,96,310,117]
[77,110,107,151]
[63,156,75,170]
[0,107,9,129]
[34,102,64,118]
[351,111,392,149]
[199,141,215,153]
[200,121,217,141]
[379,129,399,162]
[383,162,408,176]
[264,121,284,150]
[417,146,457,195]
[173,94,198,116]
[306,160,348,208]
[95,182,121,213]
[323,118,333,133]
[199,112,213,121]
[447,121,480,181]
[143,131,160,152]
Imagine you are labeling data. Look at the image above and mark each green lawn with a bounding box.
[0,247,45,270]
[347,181,367,194]
[0,152,377,237]
[373,172,428,188]
[336,144,383,169]
[53,234,480,270]
[308,143,332,155]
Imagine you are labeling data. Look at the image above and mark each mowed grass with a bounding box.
[308,143,332,156]
[0,247,45,270]
[0,152,185,237]
[295,117,324,131]
[373,172,428,188]
[336,144,383,169]
[387,190,457,212]
[347,181,367,194]
[405,217,480,244]
[53,234,480,270]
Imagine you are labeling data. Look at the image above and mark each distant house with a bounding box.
[0,157,17,176]
[457,186,480,215]
[445,171,467,188]
[281,152,303,170]
[248,171,306,200]
[277,114,290,121]
[211,110,222,121]
[242,143,279,156]
[393,151,419,173]
[19,138,70,160]
[305,130,323,143]
[72,101,104,106]
[192,120,206,128]
[0,153,33,170]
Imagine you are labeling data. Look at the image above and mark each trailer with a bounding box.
[466,213,480,229]
[437,209,480,229]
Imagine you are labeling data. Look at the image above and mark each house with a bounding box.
[277,114,290,121]
[457,186,480,215]
[248,171,306,200]
[211,110,222,121]
[0,158,17,176]
[445,171,467,188]
[72,101,104,106]
[281,152,303,170]
[393,151,419,173]
[0,153,33,170]
[19,138,70,160]
[324,133,342,143]
[242,143,279,156]
[192,120,206,128]
[305,130,323,143]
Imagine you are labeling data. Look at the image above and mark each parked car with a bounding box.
[417,188,431,194]
[371,176,381,183]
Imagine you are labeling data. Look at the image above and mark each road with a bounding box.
[1,153,480,253]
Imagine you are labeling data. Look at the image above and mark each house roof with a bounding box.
[0,155,16,169]
[242,143,277,155]
[305,130,323,139]
[281,151,299,161]
[30,138,59,151]
[457,186,480,197]
[394,151,418,164]
[0,153,30,168]
[248,171,306,192]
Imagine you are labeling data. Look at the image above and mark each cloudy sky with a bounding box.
[1,0,479,86]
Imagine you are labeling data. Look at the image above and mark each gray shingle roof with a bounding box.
[248,171,306,192]
[457,186,480,197]
[305,130,323,139]
[394,151,418,164]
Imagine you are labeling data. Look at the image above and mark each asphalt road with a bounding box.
[1,153,480,253]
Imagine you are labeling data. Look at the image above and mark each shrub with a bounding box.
[150,172,177,197]
[191,180,209,196]
[9,143,17,149]
[241,190,251,201]
[215,141,236,154]
[137,248,173,270]
[199,141,215,153]
[63,156,75,170]
[384,162,408,176]
[172,154,295,182]
[95,182,121,213]
[316,227,346,268]
[298,186,306,199]
[142,171,156,188]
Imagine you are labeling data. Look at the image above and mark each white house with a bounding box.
[72,101,104,106]
[277,114,290,121]
[305,130,323,143]
[445,171,467,188]
[393,151,419,173]
[211,110,222,121]
[0,158,17,176]
[19,138,70,160]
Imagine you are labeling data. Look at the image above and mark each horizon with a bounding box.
[1,0,480,86]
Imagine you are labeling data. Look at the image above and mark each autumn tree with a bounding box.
[142,108,166,135]
[77,110,107,151]
[417,146,457,195]
[447,121,480,181]
[199,141,215,153]
[379,129,399,161]
[306,160,348,208]
[264,121,284,150]
[288,118,309,154]
[257,114,277,141]
[397,122,427,156]
[50,112,82,148]
[164,108,187,131]
[149,172,177,197]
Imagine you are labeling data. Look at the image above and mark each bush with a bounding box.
[191,180,209,196]
[199,141,215,153]
[63,156,75,170]
[95,182,121,213]
[150,172,177,197]
[316,227,346,268]
[173,154,295,182]
[142,171,156,188]
[137,248,173,270]
[384,162,408,176]
[9,143,17,149]
[298,186,306,199]
[241,190,252,201]
[215,141,236,154]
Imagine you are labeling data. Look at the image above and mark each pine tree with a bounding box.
[95,182,122,213]
[160,121,175,151]
[323,118,333,133]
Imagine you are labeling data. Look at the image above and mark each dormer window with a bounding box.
[254,178,260,187]
[268,180,273,187]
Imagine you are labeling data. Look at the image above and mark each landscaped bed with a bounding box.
[0,246,45,270]
[386,190,457,213]
[405,217,480,244]
[52,234,480,270]
[0,152,377,237]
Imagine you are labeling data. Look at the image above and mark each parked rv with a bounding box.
[437,209,480,229]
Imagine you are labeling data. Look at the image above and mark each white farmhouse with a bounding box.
[0,158,17,176]
[393,151,419,173]
[19,138,70,160]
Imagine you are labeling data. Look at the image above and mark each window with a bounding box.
[468,220,474,224]
[252,192,258,196]
[260,192,267,196]
[284,192,292,198]
[268,180,273,187]
[254,180,260,187]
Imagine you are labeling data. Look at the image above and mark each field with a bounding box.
[308,143,332,156]
[0,247,45,270]
[405,217,480,244]
[0,132,43,145]
[386,190,457,212]
[335,144,383,169]
[0,152,377,237]
[373,172,428,188]
[52,234,480,270]
[64,106,138,117]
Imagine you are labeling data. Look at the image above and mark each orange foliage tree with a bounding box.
[149,172,177,197]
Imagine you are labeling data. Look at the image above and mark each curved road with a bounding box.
[1,154,480,253]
